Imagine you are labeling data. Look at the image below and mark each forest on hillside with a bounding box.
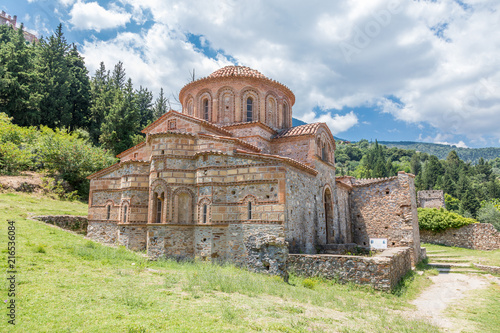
[336,140,500,228]
[379,141,500,163]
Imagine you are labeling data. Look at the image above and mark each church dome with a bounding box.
[178,65,295,130]
[207,66,268,80]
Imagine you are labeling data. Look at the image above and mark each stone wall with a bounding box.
[118,225,148,251]
[87,221,118,244]
[420,223,500,250]
[417,190,445,209]
[351,172,421,264]
[32,215,88,234]
[287,247,412,291]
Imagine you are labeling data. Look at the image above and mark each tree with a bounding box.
[460,189,480,218]
[36,24,72,128]
[410,153,421,176]
[152,87,169,120]
[88,62,111,144]
[135,86,154,129]
[99,78,140,154]
[421,155,444,190]
[67,44,90,131]
[0,24,41,126]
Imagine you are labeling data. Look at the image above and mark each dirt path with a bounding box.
[409,273,496,331]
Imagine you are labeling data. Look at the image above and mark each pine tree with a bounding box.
[152,87,169,120]
[88,62,111,144]
[135,86,154,129]
[67,44,90,130]
[111,61,126,90]
[0,24,41,125]
[99,78,140,154]
[37,24,72,128]
[422,155,444,190]
[410,153,421,176]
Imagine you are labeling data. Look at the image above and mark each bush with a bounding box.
[418,207,478,232]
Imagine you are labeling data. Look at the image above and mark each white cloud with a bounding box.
[436,141,468,148]
[59,0,76,7]
[77,0,500,145]
[301,111,359,135]
[69,1,131,32]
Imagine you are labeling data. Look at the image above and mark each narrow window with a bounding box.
[203,99,209,121]
[156,196,162,223]
[203,204,208,223]
[283,103,288,127]
[106,205,111,220]
[248,201,252,220]
[246,97,253,122]
[321,145,327,161]
[123,205,128,223]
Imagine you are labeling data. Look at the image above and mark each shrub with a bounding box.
[302,278,317,289]
[418,207,478,232]
[477,203,500,231]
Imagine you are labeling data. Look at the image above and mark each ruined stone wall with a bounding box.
[32,215,88,234]
[418,190,445,208]
[87,221,118,244]
[420,223,500,250]
[351,172,421,264]
[287,247,412,291]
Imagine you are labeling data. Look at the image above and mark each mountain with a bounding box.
[378,141,500,163]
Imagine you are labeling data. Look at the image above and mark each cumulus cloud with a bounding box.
[77,0,500,145]
[302,111,359,135]
[69,1,131,32]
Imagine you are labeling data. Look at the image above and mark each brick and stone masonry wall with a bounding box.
[417,190,445,209]
[420,223,500,250]
[87,221,119,244]
[287,247,412,291]
[33,215,88,234]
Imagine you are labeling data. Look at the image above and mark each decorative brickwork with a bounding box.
[417,190,445,208]
[420,223,500,250]
[86,66,420,285]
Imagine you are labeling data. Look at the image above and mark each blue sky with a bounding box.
[2,0,500,148]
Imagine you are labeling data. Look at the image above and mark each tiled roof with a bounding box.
[208,66,268,79]
[273,123,321,139]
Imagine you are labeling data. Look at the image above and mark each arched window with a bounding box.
[122,205,128,223]
[106,205,111,220]
[248,201,252,220]
[156,194,163,223]
[246,97,253,122]
[321,144,327,162]
[203,99,209,121]
[202,204,208,224]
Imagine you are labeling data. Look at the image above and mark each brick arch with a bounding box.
[172,187,195,224]
[217,86,235,123]
[240,88,260,122]
[184,94,194,116]
[323,185,334,243]
[242,195,257,221]
[265,92,278,128]
[120,199,130,223]
[149,178,169,223]
[316,131,334,163]
[281,99,291,129]
[196,89,213,121]
[198,197,212,224]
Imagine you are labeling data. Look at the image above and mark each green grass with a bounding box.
[0,193,457,332]
[424,243,500,267]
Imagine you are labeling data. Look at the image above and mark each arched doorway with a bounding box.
[324,188,334,243]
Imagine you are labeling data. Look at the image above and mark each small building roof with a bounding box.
[273,123,321,139]
[208,66,268,79]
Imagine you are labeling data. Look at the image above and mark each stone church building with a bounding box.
[87,66,421,274]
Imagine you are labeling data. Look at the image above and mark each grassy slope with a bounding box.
[0,193,447,332]
[424,243,500,267]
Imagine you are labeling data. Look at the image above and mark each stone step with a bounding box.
[436,268,487,274]
[426,250,448,253]
[427,263,472,268]
[427,254,462,258]
[430,258,471,263]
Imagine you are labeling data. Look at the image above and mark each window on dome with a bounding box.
[246,98,253,122]
[203,99,209,121]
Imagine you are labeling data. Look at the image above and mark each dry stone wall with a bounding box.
[87,222,118,244]
[420,223,500,250]
[32,215,88,234]
[287,247,412,291]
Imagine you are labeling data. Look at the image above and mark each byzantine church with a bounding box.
[87,66,421,272]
